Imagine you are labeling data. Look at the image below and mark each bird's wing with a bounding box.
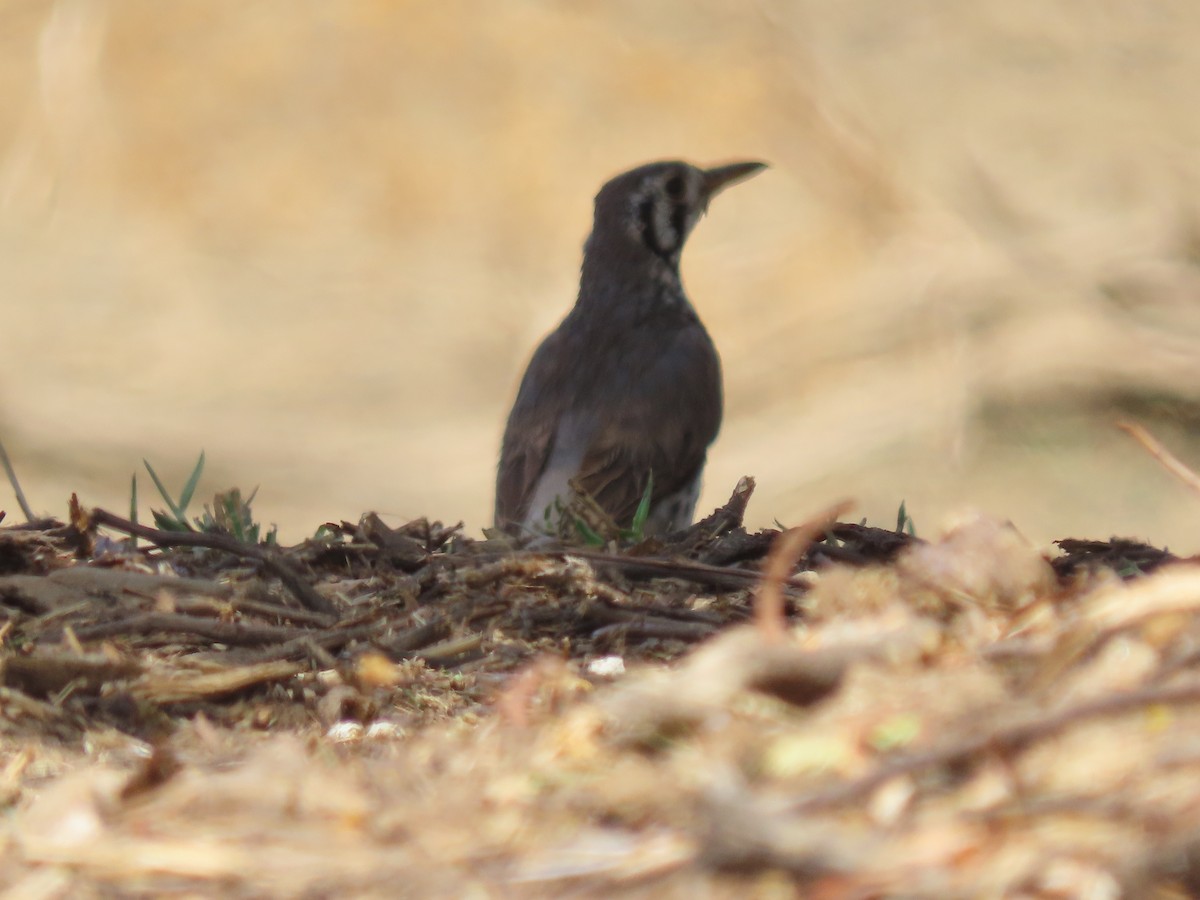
[574,325,722,526]
[494,330,572,529]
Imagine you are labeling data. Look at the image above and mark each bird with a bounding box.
[495,158,766,537]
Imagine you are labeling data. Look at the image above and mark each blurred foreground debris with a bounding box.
[0,480,1197,894]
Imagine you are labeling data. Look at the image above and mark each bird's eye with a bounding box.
[664,175,685,198]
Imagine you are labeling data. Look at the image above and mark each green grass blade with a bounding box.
[573,518,604,547]
[143,458,185,521]
[629,472,653,538]
[176,450,206,514]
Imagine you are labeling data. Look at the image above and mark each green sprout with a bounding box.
[896,500,917,537]
[141,451,206,532]
[133,450,276,545]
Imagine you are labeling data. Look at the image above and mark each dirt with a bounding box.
[1,478,1198,897]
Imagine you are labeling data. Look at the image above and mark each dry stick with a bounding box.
[583,597,724,632]
[685,474,756,534]
[299,638,339,670]
[226,612,450,664]
[1118,420,1200,498]
[791,677,1200,813]
[87,507,337,617]
[756,500,855,641]
[229,621,383,664]
[135,660,305,704]
[382,617,452,656]
[0,438,36,522]
[591,617,718,643]
[178,595,334,628]
[593,599,726,626]
[420,633,484,663]
[552,549,812,592]
[70,611,310,646]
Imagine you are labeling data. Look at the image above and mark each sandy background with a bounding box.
[1,0,1198,545]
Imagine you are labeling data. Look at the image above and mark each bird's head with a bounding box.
[589,159,767,270]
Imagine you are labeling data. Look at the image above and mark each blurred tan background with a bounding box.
[2,0,1198,546]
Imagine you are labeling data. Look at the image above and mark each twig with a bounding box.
[590,617,718,643]
[381,617,452,655]
[790,677,1200,812]
[0,438,36,522]
[233,597,336,627]
[3,653,143,696]
[554,549,810,592]
[1118,420,1200,498]
[69,612,311,646]
[757,500,854,641]
[134,660,304,704]
[220,609,450,664]
[86,507,336,616]
[684,475,756,537]
[299,638,339,670]
[420,633,484,662]
[229,621,384,664]
[583,595,726,626]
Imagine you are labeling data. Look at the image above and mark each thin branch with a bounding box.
[70,611,311,646]
[0,438,36,522]
[756,500,854,641]
[419,633,485,663]
[87,507,337,616]
[1117,420,1200,498]
[790,677,1200,812]
[591,618,719,643]
[583,600,720,641]
[227,621,384,664]
[134,659,304,704]
[551,549,811,592]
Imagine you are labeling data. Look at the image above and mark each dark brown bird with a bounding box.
[495,159,766,536]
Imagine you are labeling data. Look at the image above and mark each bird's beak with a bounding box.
[702,160,768,198]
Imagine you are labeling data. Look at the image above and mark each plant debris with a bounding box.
[0,477,1197,895]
